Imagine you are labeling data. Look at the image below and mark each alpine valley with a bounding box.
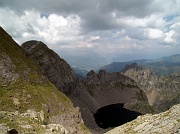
[0,26,180,134]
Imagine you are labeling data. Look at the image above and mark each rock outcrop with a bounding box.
[0,110,69,134]
[0,26,90,134]
[105,104,180,134]
[122,63,180,112]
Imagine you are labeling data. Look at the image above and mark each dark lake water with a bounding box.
[93,103,141,129]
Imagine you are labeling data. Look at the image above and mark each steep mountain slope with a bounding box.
[0,26,90,134]
[105,104,180,134]
[122,63,180,112]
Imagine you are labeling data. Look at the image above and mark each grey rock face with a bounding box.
[123,65,159,92]
[22,41,78,95]
[123,63,180,112]
[0,52,19,83]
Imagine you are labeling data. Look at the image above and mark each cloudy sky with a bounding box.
[0,0,180,68]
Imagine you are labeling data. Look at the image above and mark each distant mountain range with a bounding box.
[98,54,180,76]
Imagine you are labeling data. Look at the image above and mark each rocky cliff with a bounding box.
[0,26,90,134]
[123,63,180,112]
[21,41,78,96]
[105,103,180,134]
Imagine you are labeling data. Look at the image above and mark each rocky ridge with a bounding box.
[105,103,180,134]
[82,70,148,108]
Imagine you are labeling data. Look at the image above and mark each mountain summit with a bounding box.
[22,40,78,95]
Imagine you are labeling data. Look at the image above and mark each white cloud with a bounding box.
[164,30,175,43]
[145,28,164,40]
[49,14,68,27]
[20,10,81,44]
[0,8,81,46]
[116,14,166,29]
[90,36,101,40]
[88,36,101,42]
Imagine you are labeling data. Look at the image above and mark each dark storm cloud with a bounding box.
[0,0,96,14]
[79,0,158,32]
[98,0,157,17]
[0,0,162,32]
[80,11,119,32]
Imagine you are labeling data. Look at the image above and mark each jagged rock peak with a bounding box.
[86,70,109,82]
[86,70,100,82]
[98,70,107,76]
[87,70,96,76]
[87,70,108,77]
